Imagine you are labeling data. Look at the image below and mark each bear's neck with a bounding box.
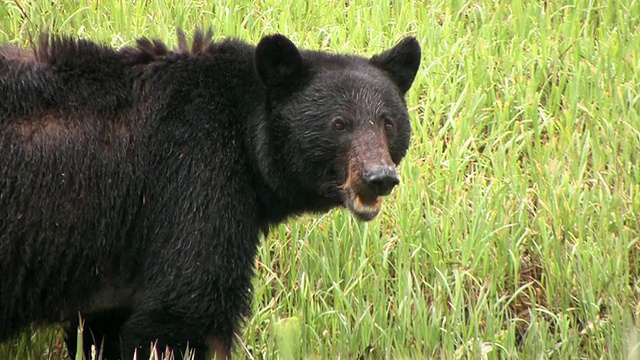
[242,103,337,230]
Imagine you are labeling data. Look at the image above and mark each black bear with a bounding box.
[0,29,420,359]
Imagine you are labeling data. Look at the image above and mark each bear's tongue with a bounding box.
[355,193,380,208]
[352,193,381,220]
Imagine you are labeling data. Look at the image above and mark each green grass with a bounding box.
[1,0,639,358]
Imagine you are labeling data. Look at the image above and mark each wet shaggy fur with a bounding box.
[0,30,420,359]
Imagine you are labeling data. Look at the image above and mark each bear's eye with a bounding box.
[332,117,346,132]
[383,117,394,132]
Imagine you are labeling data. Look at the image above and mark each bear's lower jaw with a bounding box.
[346,193,382,221]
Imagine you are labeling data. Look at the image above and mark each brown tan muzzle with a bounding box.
[343,134,399,221]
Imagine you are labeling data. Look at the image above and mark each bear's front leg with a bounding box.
[127,167,261,359]
[117,267,254,360]
[118,302,238,359]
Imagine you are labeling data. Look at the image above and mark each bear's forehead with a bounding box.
[325,66,387,84]
[310,69,399,107]
[304,52,394,91]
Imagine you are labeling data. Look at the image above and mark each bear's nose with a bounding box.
[364,165,400,196]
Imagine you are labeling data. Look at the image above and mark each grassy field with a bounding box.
[1,0,639,359]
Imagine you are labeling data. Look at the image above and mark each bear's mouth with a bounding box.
[344,190,382,222]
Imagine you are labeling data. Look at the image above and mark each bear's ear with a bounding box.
[369,37,421,94]
[255,34,304,88]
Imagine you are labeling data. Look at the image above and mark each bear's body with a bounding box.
[0,30,420,359]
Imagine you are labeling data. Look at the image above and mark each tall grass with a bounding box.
[1,0,639,358]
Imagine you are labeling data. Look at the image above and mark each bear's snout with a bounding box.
[363,165,399,196]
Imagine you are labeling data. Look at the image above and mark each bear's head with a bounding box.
[254,34,420,221]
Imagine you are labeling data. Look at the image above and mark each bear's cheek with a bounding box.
[388,120,412,163]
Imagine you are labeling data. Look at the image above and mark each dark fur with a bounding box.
[0,30,420,359]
